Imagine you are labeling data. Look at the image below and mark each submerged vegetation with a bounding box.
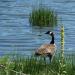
[29,8,57,27]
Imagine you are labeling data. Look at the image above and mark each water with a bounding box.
[0,0,75,56]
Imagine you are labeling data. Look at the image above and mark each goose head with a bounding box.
[45,31,54,36]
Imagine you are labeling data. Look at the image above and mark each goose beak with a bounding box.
[45,32,49,34]
[45,32,47,34]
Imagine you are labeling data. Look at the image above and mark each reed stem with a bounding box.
[58,25,67,75]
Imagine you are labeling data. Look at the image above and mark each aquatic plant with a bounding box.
[58,25,67,75]
[29,8,57,27]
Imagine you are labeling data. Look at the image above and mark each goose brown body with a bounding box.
[35,44,56,56]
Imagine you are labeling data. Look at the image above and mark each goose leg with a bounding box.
[43,56,46,63]
[47,53,52,63]
[44,57,46,61]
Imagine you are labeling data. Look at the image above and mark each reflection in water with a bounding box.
[0,0,75,56]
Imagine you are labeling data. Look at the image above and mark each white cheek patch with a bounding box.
[50,32,52,34]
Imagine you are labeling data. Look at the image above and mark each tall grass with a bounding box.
[29,8,57,27]
[0,55,60,75]
[0,54,75,75]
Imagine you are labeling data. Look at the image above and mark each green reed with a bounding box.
[29,7,57,27]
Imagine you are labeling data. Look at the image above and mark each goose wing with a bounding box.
[35,44,56,55]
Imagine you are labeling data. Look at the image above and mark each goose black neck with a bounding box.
[50,35,54,44]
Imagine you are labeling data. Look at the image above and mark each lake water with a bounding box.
[0,0,75,56]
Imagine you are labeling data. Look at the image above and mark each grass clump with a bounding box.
[29,8,57,27]
[0,56,59,75]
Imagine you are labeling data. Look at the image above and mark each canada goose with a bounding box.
[35,31,56,62]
